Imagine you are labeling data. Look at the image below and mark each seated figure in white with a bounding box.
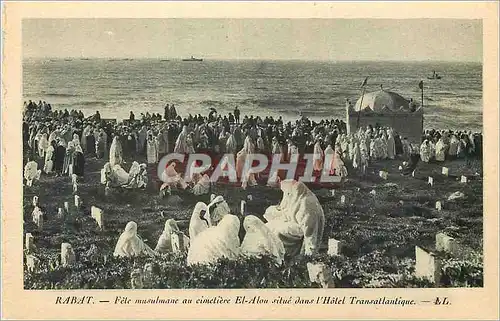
[188,195,231,240]
[113,221,156,257]
[241,215,285,265]
[155,219,190,253]
[24,159,42,187]
[160,162,188,192]
[187,214,241,266]
[264,180,325,257]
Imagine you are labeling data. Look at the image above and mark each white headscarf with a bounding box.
[113,221,156,257]
[241,215,285,265]
[154,219,180,253]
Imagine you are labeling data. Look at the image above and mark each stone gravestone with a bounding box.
[327,238,341,256]
[91,206,104,230]
[330,189,335,197]
[428,176,434,186]
[25,233,35,253]
[379,170,388,180]
[306,262,335,288]
[442,167,449,176]
[171,232,188,253]
[340,195,346,205]
[64,201,71,215]
[461,175,468,183]
[435,233,458,255]
[33,210,44,231]
[143,263,154,288]
[57,207,64,219]
[32,196,39,207]
[435,201,442,212]
[415,246,441,285]
[412,170,416,177]
[130,268,144,289]
[61,243,76,267]
[26,254,39,273]
[247,194,253,201]
[240,200,247,216]
[74,195,81,208]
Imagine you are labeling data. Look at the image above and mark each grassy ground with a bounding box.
[22,151,483,288]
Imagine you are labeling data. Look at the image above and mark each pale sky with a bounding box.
[23,19,482,61]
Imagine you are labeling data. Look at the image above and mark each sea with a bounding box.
[23,59,483,132]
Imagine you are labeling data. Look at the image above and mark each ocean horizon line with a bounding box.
[23,57,483,64]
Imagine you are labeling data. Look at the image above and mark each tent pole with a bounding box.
[356,86,366,130]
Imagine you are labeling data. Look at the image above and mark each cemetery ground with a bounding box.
[22,153,483,289]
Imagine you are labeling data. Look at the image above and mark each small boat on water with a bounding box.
[64,58,72,62]
[428,71,442,80]
[182,56,203,62]
[160,59,170,62]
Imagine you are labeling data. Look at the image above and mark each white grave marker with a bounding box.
[327,238,341,256]
[330,189,335,197]
[415,246,441,284]
[61,243,76,267]
[442,167,449,176]
[340,195,346,205]
[57,207,64,219]
[64,201,70,214]
[240,200,247,216]
[435,201,442,211]
[91,206,104,230]
[247,194,253,201]
[306,262,334,288]
[171,232,188,253]
[436,233,458,255]
[460,175,468,183]
[74,195,81,208]
[379,171,388,180]
[32,196,39,207]
[25,233,34,252]
[26,254,39,273]
[428,176,434,186]
[412,170,416,177]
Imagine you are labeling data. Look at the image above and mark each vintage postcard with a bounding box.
[1,1,499,320]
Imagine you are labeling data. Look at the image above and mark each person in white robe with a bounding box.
[192,173,211,196]
[187,214,241,266]
[186,133,196,154]
[155,219,189,253]
[146,133,159,164]
[24,159,41,187]
[352,142,361,169]
[109,136,124,167]
[448,135,459,159]
[38,133,49,158]
[271,137,284,162]
[174,126,189,154]
[264,180,325,256]
[256,134,266,153]
[241,215,285,265]
[44,143,55,174]
[160,162,188,191]
[137,126,148,154]
[81,125,92,152]
[332,149,348,177]
[420,140,431,163]
[435,137,447,162]
[386,129,396,159]
[322,144,335,175]
[226,133,237,155]
[218,130,229,154]
[113,221,156,257]
[100,162,112,185]
[313,141,324,172]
